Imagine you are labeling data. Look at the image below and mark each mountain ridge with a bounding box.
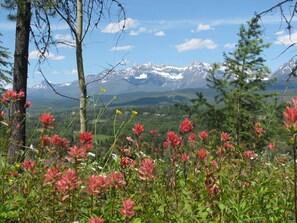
[28,60,295,100]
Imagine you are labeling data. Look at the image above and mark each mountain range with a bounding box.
[28,61,297,102]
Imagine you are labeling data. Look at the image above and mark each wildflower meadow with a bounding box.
[0,90,297,222]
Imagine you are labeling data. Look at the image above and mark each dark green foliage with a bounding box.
[0,33,12,92]
[182,18,279,149]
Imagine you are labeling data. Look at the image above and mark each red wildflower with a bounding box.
[87,174,109,195]
[211,160,218,169]
[89,216,105,223]
[120,199,135,218]
[254,122,265,136]
[79,131,93,145]
[56,168,82,193]
[188,133,196,142]
[17,91,25,98]
[120,157,133,167]
[39,113,55,128]
[51,134,69,148]
[0,111,5,118]
[108,171,126,188]
[180,118,194,134]
[24,101,32,108]
[181,153,190,162]
[67,145,88,162]
[163,141,169,148]
[205,173,220,195]
[22,160,36,174]
[267,142,276,152]
[166,131,181,147]
[150,129,158,135]
[138,158,156,181]
[44,167,61,185]
[87,175,101,195]
[284,107,297,129]
[132,123,144,136]
[9,171,20,177]
[244,150,255,160]
[41,135,51,146]
[220,132,229,142]
[4,90,18,99]
[198,131,208,143]
[196,149,208,160]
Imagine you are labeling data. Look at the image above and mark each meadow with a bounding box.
[0,91,296,222]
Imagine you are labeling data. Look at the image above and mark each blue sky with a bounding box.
[1,0,297,87]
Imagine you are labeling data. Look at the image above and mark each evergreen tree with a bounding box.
[0,33,12,92]
[188,18,277,148]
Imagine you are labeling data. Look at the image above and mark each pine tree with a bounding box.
[189,18,277,148]
[0,33,12,92]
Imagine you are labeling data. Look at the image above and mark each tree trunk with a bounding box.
[8,1,31,164]
[76,0,87,133]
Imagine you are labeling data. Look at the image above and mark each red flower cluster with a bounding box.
[254,122,265,137]
[181,153,190,162]
[39,113,55,128]
[138,158,156,181]
[108,171,126,188]
[220,132,229,142]
[205,173,220,195]
[56,168,82,194]
[267,142,276,152]
[44,167,61,185]
[198,131,208,143]
[86,171,125,195]
[79,131,93,145]
[120,199,135,218]
[132,123,144,136]
[22,160,37,174]
[50,134,69,148]
[67,145,89,162]
[244,150,255,160]
[1,90,25,103]
[166,131,181,147]
[87,174,109,195]
[188,133,196,142]
[180,118,194,134]
[284,97,297,130]
[89,217,105,223]
[196,149,208,160]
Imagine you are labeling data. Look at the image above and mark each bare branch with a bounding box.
[38,66,79,101]
[86,57,126,86]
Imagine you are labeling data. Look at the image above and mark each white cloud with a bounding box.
[29,50,65,60]
[197,23,214,31]
[175,38,217,52]
[274,32,297,45]
[224,43,236,49]
[155,31,165,36]
[110,45,134,51]
[129,30,139,36]
[52,69,77,75]
[54,34,75,48]
[275,30,285,35]
[102,18,139,33]
[71,69,77,75]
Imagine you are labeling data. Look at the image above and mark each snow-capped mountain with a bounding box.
[28,60,290,100]
[29,61,219,98]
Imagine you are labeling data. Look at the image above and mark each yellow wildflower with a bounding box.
[15,163,20,168]
[100,88,106,93]
[132,110,138,115]
[8,179,13,184]
[116,109,122,116]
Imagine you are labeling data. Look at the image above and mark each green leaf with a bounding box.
[131,217,142,223]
